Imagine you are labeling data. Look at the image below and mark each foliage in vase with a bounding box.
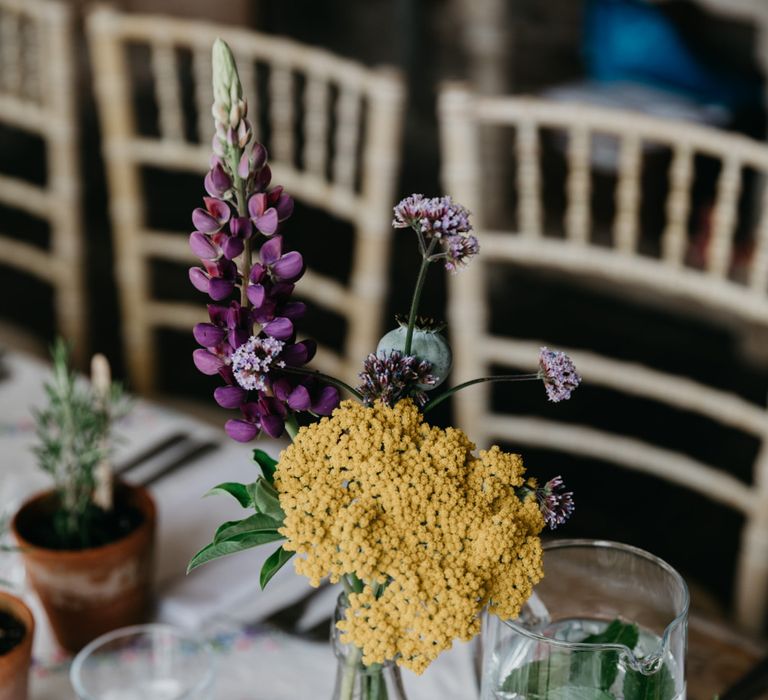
[187,39,580,682]
[32,340,127,548]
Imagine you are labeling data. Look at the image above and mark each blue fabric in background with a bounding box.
[584,0,761,110]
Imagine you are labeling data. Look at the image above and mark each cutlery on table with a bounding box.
[115,431,218,486]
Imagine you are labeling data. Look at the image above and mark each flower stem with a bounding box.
[422,373,541,412]
[404,238,438,355]
[340,642,362,700]
[285,414,300,441]
[281,366,364,401]
[235,177,251,310]
[338,574,379,700]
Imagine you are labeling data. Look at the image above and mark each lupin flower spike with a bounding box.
[189,39,339,442]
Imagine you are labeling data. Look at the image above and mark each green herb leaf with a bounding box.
[582,620,640,648]
[623,663,676,700]
[253,449,277,484]
[248,477,285,521]
[204,482,252,508]
[213,513,282,543]
[501,654,572,694]
[569,649,609,689]
[187,530,284,572]
[544,688,615,700]
[260,545,295,589]
[501,619,641,697]
[579,620,639,690]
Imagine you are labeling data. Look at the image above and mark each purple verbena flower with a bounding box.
[392,194,428,230]
[538,347,581,402]
[393,194,472,240]
[444,234,479,273]
[393,194,477,272]
[535,476,575,529]
[231,335,286,391]
[358,350,436,407]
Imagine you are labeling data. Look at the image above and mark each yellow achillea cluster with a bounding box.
[275,399,544,674]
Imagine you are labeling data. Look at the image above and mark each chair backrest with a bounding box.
[438,85,768,631]
[0,0,84,362]
[86,7,405,394]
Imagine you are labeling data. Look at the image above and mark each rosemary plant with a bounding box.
[32,340,126,548]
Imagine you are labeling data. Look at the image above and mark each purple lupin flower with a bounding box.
[538,347,581,402]
[535,476,575,529]
[358,350,436,407]
[259,236,305,283]
[192,196,231,233]
[248,193,279,236]
[204,160,232,198]
[187,39,342,442]
[188,259,238,301]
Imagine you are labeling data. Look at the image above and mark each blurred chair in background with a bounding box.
[439,85,768,632]
[0,0,85,363]
[86,7,404,395]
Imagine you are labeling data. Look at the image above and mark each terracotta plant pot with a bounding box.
[12,482,156,653]
[0,590,34,700]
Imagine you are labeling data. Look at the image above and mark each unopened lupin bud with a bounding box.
[212,38,241,114]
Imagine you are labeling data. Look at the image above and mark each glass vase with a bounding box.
[480,539,689,699]
[331,593,408,700]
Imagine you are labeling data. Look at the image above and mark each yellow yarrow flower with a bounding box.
[275,399,544,674]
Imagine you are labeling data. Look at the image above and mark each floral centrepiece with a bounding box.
[188,39,581,695]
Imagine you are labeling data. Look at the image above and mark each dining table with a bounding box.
[0,349,765,699]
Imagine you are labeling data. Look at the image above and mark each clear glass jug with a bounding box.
[480,539,689,699]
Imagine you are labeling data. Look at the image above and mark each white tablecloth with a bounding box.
[0,351,479,699]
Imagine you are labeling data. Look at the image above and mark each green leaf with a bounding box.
[623,664,676,700]
[545,688,615,700]
[582,620,639,648]
[253,449,277,484]
[248,477,285,521]
[260,545,295,589]
[569,649,609,689]
[502,619,641,697]
[213,513,282,543]
[187,530,285,572]
[579,620,639,690]
[502,653,572,694]
[204,482,252,508]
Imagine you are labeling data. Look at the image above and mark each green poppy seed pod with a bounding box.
[377,325,452,389]
[212,38,242,116]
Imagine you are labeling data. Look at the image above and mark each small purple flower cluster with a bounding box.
[190,51,339,442]
[538,347,582,403]
[392,194,479,272]
[535,476,575,529]
[358,351,436,407]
